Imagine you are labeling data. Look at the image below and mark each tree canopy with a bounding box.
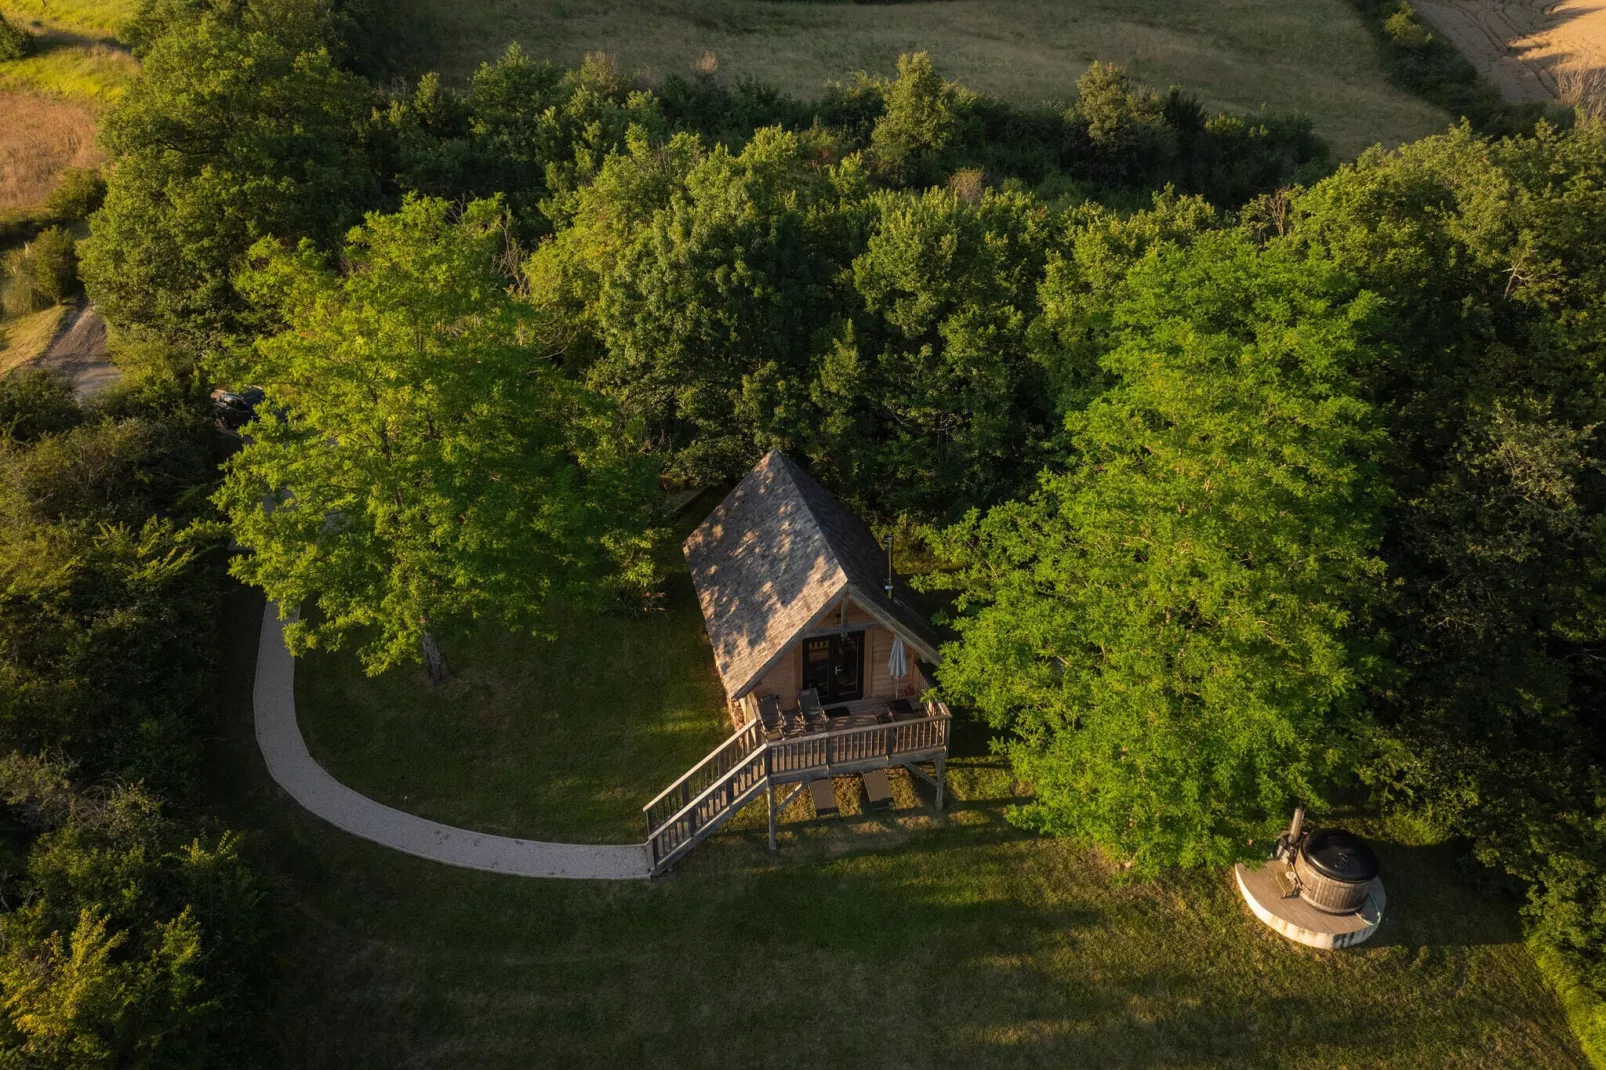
[79,0,375,346]
[927,233,1391,872]
[217,196,658,678]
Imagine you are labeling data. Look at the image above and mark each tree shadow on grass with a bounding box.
[1352,839,1526,951]
[276,824,1585,1070]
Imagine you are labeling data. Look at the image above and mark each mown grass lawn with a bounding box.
[295,501,732,844]
[380,0,1449,158]
[220,576,1587,1069]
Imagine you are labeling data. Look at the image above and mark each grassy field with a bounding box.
[296,571,731,843]
[383,0,1452,158]
[0,25,137,105]
[220,578,1589,1068]
[2,0,136,37]
[0,302,68,374]
[0,90,99,207]
[0,2,136,219]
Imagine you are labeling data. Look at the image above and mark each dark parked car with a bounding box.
[211,386,264,431]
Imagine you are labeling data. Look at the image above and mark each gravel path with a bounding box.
[253,601,651,880]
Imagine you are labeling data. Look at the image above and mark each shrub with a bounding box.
[1383,3,1434,47]
[947,167,984,202]
[42,168,107,223]
[869,52,979,185]
[0,13,33,62]
[2,227,79,316]
[1068,62,1175,186]
[0,370,79,444]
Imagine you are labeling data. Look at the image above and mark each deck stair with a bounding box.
[643,702,951,876]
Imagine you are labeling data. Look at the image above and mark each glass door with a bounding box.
[801,632,864,702]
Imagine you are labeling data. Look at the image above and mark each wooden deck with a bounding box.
[1235,862,1386,950]
[643,699,951,875]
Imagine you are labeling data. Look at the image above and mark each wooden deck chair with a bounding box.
[861,769,893,810]
[809,777,839,817]
[757,694,784,741]
[799,687,827,733]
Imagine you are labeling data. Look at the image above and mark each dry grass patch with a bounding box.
[0,90,100,209]
[0,302,69,375]
[1415,0,1606,104]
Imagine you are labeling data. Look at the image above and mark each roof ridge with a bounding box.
[765,450,847,585]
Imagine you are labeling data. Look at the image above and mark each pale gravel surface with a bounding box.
[253,600,651,880]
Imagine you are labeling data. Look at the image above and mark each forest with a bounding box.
[0,0,1603,1063]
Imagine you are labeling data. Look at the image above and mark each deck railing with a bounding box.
[765,711,949,779]
[644,702,951,873]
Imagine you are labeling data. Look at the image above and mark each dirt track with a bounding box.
[29,300,121,401]
[1415,0,1606,104]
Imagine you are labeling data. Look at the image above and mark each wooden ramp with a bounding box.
[642,702,952,876]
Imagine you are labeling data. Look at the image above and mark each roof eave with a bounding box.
[842,584,942,665]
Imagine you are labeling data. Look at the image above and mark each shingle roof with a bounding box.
[684,451,942,700]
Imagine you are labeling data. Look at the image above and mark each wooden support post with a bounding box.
[935,755,946,811]
[767,780,777,851]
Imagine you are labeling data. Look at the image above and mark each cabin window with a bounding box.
[801,631,864,703]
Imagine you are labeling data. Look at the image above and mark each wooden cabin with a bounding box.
[643,451,951,875]
[683,449,943,729]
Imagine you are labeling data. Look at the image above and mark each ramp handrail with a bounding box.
[643,720,762,835]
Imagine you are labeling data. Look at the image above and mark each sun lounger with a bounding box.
[861,769,892,809]
[809,778,839,817]
[800,688,828,732]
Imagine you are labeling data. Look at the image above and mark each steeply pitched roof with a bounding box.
[684,451,941,700]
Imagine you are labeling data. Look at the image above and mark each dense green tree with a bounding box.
[0,416,211,528]
[0,514,220,791]
[791,186,1054,517]
[0,343,257,1069]
[536,126,1059,517]
[525,127,705,359]
[79,0,376,345]
[0,755,261,1068]
[928,233,1390,873]
[548,126,864,485]
[1031,190,1220,422]
[217,196,658,680]
[868,52,979,187]
[1,227,78,315]
[1285,119,1606,984]
[376,47,664,234]
[1067,62,1174,187]
[0,393,219,790]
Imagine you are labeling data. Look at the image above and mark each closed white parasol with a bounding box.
[887,634,908,696]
